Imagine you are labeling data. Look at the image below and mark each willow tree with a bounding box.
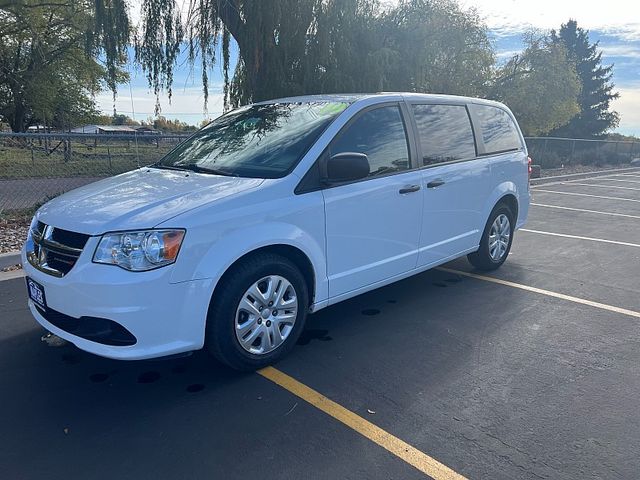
[136,0,325,110]
[135,0,494,110]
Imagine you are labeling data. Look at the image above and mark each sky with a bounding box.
[96,0,640,136]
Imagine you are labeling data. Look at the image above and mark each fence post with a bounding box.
[107,145,113,173]
[30,141,35,167]
[631,141,636,162]
[63,139,72,163]
[570,139,576,163]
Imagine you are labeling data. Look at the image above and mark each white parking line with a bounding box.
[531,171,640,188]
[531,167,640,183]
[530,203,640,219]
[602,178,640,184]
[438,267,640,320]
[520,228,640,248]
[563,183,640,192]
[618,174,640,178]
[534,190,640,203]
[561,172,640,183]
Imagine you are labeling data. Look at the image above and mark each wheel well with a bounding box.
[210,244,316,308]
[498,194,518,222]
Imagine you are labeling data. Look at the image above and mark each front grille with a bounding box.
[27,222,89,277]
[50,227,89,250]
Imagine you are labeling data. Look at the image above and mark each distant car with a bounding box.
[23,93,530,370]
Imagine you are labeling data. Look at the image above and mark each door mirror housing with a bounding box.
[324,152,370,184]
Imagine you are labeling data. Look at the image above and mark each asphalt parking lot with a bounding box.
[1,169,639,480]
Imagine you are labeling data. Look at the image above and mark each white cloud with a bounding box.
[495,49,520,60]
[614,84,640,136]
[460,0,640,38]
[599,44,640,59]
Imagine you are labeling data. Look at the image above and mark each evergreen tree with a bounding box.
[550,20,619,138]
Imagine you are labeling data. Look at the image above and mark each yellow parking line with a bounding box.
[258,366,467,480]
[437,267,640,320]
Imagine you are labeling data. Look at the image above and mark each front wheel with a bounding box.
[467,204,515,271]
[205,253,309,371]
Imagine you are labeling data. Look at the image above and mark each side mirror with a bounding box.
[325,152,370,183]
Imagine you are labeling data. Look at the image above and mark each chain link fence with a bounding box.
[525,137,639,169]
[0,132,189,212]
[1,132,639,213]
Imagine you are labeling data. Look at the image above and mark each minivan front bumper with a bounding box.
[23,247,215,360]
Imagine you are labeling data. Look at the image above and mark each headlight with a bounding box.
[26,216,37,242]
[25,216,38,249]
[93,229,185,271]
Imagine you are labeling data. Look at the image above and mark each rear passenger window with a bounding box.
[412,104,476,166]
[330,105,410,177]
[474,105,522,154]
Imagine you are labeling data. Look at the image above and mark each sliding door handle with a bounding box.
[427,179,445,188]
[399,184,421,194]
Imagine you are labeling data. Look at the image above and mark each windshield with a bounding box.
[155,102,349,178]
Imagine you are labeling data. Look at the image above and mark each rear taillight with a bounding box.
[527,156,532,176]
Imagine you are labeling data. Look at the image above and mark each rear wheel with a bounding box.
[467,204,514,271]
[206,253,309,371]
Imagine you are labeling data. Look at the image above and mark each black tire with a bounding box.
[205,252,309,371]
[467,203,515,271]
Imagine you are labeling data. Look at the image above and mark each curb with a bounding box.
[0,251,21,270]
[0,270,24,282]
[531,166,640,186]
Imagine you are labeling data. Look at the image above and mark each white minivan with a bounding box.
[23,93,530,370]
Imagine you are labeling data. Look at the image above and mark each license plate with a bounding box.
[26,277,47,310]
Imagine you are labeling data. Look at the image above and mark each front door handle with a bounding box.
[399,184,421,194]
[427,179,445,188]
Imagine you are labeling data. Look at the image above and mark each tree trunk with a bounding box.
[216,1,279,104]
[10,100,28,132]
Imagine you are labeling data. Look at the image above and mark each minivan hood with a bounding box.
[36,168,264,235]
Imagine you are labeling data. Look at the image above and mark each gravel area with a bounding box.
[1,263,22,272]
[0,214,29,254]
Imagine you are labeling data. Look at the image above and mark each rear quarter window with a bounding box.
[473,105,522,155]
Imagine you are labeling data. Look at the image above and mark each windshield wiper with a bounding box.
[150,163,236,176]
[149,164,190,172]
[179,164,237,177]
